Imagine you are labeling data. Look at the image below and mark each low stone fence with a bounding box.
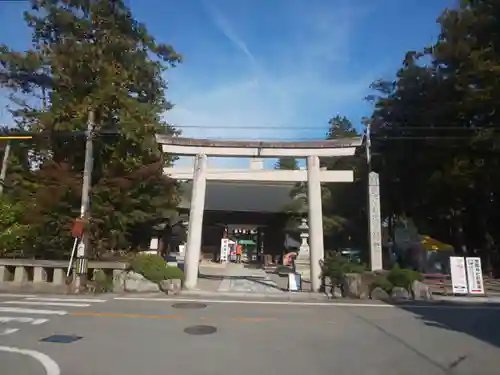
[0,259,128,293]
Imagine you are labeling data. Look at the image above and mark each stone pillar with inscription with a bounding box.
[368,171,383,271]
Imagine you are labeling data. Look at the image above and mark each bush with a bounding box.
[321,254,367,284]
[370,276,393,294]
[387,265,423,291]
[164,265,184,280]
[130,254,168,283]
[130,254,184,283]
[92,269,114,293]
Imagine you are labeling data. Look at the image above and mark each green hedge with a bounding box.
[321,254,367,284]
[369,266,423,296]
[369,276,393,294]
[130,254,184,283]
[387,266,422,291]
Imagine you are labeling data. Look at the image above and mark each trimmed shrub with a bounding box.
[92,269,114,293]
[370,276,393,294]
[164,265,185,280]
[130,254,185,283]
[387,265,423,291]
[130,254,168,283]
[321,254,367,284]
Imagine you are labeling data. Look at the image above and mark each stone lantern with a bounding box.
[296,218,310,264]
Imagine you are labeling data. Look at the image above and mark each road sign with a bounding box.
[76,242,85,257]
[466,257,485,295]
[450,256,468,294]
[71,218,85,238]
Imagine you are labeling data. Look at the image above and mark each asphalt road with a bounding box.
[1,294,500,375]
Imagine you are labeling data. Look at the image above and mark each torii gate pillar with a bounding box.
[157,136,364,292]
[183,154,208,290]
[307,155,324,292]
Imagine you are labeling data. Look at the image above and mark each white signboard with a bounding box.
[466,257,485,295]
[449,256,468,294]
[76,242,85,257]
[220,238,229,263]
[288,273,301,291]
[149,237,159,250]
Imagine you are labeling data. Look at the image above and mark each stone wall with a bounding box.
[0,259,128,293]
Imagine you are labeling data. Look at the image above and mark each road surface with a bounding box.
[1,293,500,374]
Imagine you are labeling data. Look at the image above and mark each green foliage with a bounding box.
[312,0,500,274]
[370,276,393,295]
[387,266,422,291]
[92,269,114,293]
[130,254,183,283]
[321,254,366,284]
[0,197,30,256]
[0,0,182,258]
[163,265,185,280]
[274,157,298,170]
[326,115,359,140]
[363,0,500,271]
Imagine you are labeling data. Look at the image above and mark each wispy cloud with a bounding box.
[200,0,258,69]
[164,0,379,167]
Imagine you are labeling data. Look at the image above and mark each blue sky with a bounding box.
[0,0,455,167]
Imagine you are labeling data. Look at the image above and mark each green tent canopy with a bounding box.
[237,239,256,246]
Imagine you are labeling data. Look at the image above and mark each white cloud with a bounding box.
[163,1,378,168]
[200,0,259,69]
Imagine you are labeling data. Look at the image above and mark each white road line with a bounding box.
[0,328,19,336]
[31,318,49,325]
[2,301,90,307]
[113,297,500,309]
[0,346,60,375]
[0,307,67,315]
[0,317,48,325]
[0,294,36,298]
[25,297,106,303]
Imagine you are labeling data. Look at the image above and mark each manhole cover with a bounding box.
[184,325,217,335]
[172,302,207,309]
[40,335,82,343]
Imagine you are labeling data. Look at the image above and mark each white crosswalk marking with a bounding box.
[0,294,109,336]
[2,301,91,307]
[25,297,106,303]
[0,307,67,315]
[0,328,19,336]
[0,317,48,325]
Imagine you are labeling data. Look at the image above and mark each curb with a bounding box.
[432,295,500,303]
[178,290,330,301]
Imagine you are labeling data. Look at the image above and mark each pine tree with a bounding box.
[274,156,299,170]
[0,0,182,258]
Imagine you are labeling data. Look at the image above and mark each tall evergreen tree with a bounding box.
[274,156,299,170]
[0,0,182,258]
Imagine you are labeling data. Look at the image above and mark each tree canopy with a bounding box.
[0,0,181,258]
[1,0,500,275]
[323,0,500,272]
[274,157,299,170]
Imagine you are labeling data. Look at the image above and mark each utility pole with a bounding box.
[74,110,95,292]
[0,142,11,196]
[366,122,383,271]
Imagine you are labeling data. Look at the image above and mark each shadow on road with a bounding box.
[393,301,500,348]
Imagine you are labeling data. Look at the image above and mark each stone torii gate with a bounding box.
[156,135,363,292]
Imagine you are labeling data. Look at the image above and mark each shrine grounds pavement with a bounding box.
[2,293,500,375]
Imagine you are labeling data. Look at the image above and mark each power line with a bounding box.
[172,124,500,131]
